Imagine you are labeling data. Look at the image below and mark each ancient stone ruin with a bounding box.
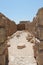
[0,7,43,65]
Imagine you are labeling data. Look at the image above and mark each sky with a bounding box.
[0,0,43,24]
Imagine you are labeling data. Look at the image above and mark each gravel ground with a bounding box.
[7,31,37,65]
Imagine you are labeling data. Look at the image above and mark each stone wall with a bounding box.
[17,23,25,30]
[18,21,36,36]
[0,13,17,36]
[17,21,30,31]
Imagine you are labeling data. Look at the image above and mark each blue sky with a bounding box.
[0,0,43,24]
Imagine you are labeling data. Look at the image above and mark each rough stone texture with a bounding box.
[20,21,30,24]
[17,21,30,31]
[0,13,17,36]
[32,8,43,37]
[34,7,43,26]
[17,8,43,39]
[20,21,30,30]
[19,21,36,37]
[33,8,43,65]
[17,23,25,30]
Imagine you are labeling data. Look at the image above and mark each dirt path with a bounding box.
[7,31,37,65]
